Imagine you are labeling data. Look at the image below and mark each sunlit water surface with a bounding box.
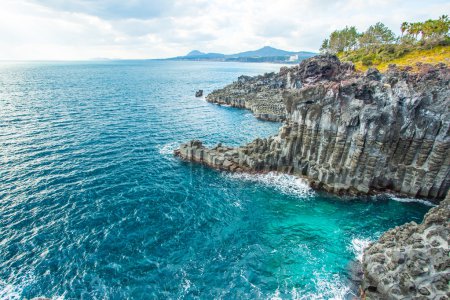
[0,60,430,299]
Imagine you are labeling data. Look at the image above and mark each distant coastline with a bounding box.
[164,46,317,64]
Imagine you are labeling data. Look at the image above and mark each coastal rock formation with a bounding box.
[195,89,203,97]
[361,191,450,299]
[206,72,286,121]
[177,55,450,200]
[206,55,355,121]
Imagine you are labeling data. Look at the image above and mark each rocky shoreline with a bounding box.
[179,55,449,200]
[176,55,450,298]
[361,191,449,299]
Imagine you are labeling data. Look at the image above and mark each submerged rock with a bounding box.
[178,55,450,200]
[361,191,450,299]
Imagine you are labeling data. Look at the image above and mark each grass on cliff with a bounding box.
[338,45,450,72]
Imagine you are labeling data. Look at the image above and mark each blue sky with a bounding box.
[0,0,448,60]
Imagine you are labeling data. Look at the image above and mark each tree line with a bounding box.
[320,16,449,54]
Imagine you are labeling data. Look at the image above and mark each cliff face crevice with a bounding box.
[177,55,450,200]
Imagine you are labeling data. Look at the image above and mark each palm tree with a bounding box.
[400,22,409,37]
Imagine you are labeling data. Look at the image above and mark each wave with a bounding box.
[268,273,353,300]
[305,274,353,300]
[1,276,33,300]
[348,238,373,263]
[1,274,64,300]
[157,142,179,156]
[385,194,435,207]
[225,172,314,199]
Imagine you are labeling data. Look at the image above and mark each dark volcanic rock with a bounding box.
[195,89,203,97]
[361,191,450,299]
[205,55,356,121]
[178,55,450,200]
[206,71,286,121]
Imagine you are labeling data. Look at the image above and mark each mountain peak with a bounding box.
[231,46,295,58]
[186,50,205,56]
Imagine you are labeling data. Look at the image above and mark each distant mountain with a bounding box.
[229,46,296,58]
[186,50,205,56]
[166,46,317,63]
[173,51,225,60]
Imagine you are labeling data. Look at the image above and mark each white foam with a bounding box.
[225,172,314,198]
[0,281,21,300]
[270,288,282,300]
[288,273,353,300]
[157,142,179,156]
[0,274,64,300]
[268,273,356,300]
[1,276,32,300]
[349,238,373,263]
[386,194,435,207]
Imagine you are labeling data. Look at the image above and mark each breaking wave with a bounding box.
[268,273,353,300]
[348,238,373,263]
[225,172,315,198]
[386,194,435,207]
[158,142,179,156]
[0,273,63,300]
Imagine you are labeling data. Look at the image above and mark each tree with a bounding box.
[326,26,359,53]
[320,39,329,53]
[405,22,423,40]
[400,22,409,37]
[421,15,449,41]
[358,22,396,47]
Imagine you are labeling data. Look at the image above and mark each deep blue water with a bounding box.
[0,60,431,299]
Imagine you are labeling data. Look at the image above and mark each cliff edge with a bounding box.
[177,55,450,200]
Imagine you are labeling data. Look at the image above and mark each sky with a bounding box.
[0,0,448,60]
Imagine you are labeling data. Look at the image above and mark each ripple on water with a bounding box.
[0,61,431,299]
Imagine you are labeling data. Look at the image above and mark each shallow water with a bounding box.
[0,60,430,299]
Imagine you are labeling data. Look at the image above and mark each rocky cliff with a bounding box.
[361,191,450,299]
[206,72,286,121]
[177,55,450,200]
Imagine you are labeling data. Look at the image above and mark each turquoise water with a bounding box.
[0,60,431,299]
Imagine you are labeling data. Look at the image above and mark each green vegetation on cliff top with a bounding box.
[321,16,450,72]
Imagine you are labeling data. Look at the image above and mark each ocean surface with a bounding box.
[0,60,431,299]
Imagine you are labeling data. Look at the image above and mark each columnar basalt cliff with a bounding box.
[361,191,450,299]
[177,55,450,200]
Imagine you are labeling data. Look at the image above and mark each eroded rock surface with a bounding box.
[361,191,450,299]
[206,55,355,121]
[177,55,450,200]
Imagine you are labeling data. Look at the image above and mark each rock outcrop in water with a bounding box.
[177,55,450,200]
[361,191,450,299]
[206,72,286,121]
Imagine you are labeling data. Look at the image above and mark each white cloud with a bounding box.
[0,0,448,60]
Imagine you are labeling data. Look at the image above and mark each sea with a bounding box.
[0,60,431,299]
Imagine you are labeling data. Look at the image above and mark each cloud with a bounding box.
[28,0,175,20]
[0,0,448,60]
